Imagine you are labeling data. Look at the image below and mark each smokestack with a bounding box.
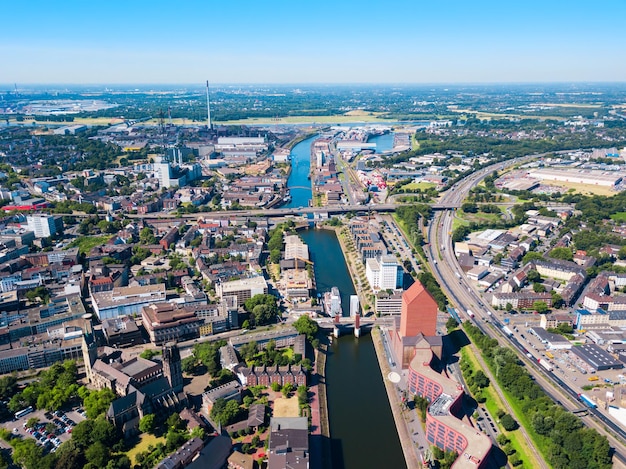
[206,80,212,129]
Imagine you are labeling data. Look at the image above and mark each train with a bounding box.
[579,393,598,409]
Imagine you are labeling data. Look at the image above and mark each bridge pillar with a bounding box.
[333,314,341,338]
[354,313,361,338]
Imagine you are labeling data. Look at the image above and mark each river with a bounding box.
[289,137,406,469]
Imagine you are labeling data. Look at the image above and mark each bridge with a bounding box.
[288,185,312,190]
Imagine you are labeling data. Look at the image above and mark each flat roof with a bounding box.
[410,346,491,469]
[570,343,624,370]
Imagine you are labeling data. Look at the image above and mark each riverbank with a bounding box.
[330,222,416,468]
[313,342,332,468]
[371,328,421,469]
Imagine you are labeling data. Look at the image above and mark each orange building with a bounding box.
[400,280,438,337]
[392,280,441,368]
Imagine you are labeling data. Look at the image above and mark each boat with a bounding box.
[323,286,342,317]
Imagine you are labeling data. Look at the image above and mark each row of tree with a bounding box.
[463,322,612,469]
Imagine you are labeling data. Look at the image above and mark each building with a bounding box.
[491,291,553,309]
[91,284,166,320]
[26,214,62,238]
[102,343,186,435]
[141,302,204,345]
[202,380,243,411]
[229,327,300,351]
[365,255,402,291]
[215,276,268,305]
[407,337,491,468]
[375,291,403,316]
[155,437,205,469]
[102,316,142,347]
[569,343,624,371]
[267,417,309,469]
[391,280,440,369]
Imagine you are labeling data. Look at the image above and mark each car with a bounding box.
[13,428,18,434]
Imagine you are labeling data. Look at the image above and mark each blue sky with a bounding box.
[2,0,625,84]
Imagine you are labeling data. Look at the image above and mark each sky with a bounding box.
[2,0,626,84]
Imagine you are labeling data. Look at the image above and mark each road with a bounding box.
[424,156,626,466]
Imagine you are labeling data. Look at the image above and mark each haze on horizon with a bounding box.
[2,0,625,85]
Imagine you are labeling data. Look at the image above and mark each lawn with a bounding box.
[460,347,544,469]
[65,235,111,255]
[273,396,300,418]
[611,212,626,222]
[400,182,436,191]
[126,433,166,465]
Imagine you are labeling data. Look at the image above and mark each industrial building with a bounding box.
[569,344,624,371]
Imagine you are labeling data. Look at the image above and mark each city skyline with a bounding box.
[2,0,626,84]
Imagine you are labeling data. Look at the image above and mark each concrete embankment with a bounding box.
[311,342,332,469]
[371,328,420,469]
[330,222,420,468]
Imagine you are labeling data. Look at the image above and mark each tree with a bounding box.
[0,376,18,401]
[139,227,156,245]
[282,383,294,397]
[181,356,197,374]
[550,247,574,261]
[500,413,518,431]
[85,441,110,467]
[522,252,544,264]
[166,412,185,431]
[293,315,319,342]
[26,417,40,429]
[139,414,156,434]
[533,301,549,314]
[81,387,116,419]
[271,382,282,393]
[445,317,459,331]
[527,269,541,283]
[533,282,546,293]
[473,370,490,389]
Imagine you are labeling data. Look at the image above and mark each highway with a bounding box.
[424,157,626,466]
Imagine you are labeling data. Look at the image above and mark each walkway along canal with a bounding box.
[288,136,406,469]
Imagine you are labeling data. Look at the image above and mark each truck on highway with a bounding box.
[579,393,597,409]
[455,272,461,279]
[538,359,553,372]
[502,326,514,336]
[466,309,475,319]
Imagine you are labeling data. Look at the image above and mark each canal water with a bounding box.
[368,131,395,153]
[285,135,318,209]
[289,137,406,469]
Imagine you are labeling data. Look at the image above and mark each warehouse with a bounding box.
[570,343,624,371]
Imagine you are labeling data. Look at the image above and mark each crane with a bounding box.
[292,256,314,274]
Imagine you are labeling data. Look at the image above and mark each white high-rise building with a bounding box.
[366,254,402,291]
[26,214,60,238]
[153,156,174,188]
[350,295,360,317]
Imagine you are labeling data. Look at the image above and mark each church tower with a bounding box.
[162,342,183,393]
[81,314,98,383]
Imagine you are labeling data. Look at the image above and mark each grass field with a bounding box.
[399,182,436,191]
[461,347,543,469]
[547,180,620,197]
[273,396,300,418]
[611,212,626,222]
[126,434,166,465]
[65,235,111,255]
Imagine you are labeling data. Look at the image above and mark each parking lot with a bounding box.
[3,406,86,454]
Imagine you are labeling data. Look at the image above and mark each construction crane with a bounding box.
[292,256,314,274]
